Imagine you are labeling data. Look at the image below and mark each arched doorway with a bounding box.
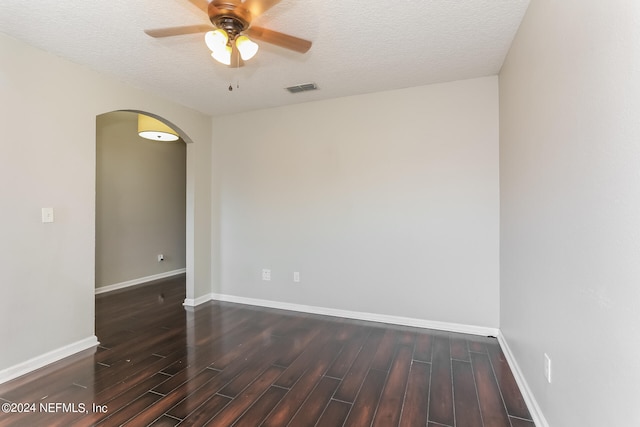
[95,110,190,298]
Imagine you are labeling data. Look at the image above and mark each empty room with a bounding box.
[1,1,638,426]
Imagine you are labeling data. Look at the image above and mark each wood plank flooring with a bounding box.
[0,276,535,426]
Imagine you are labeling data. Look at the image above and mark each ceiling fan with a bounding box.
[144,0,312,67]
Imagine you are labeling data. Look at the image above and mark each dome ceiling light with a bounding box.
[137,114,179,142]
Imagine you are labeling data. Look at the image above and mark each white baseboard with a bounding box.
[208,293,499,337]
[95,269,186,295]
[498,332,549,427]
[0,335,99,385]
[183,293,215,307]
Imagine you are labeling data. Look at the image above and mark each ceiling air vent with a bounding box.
[285,83,318,94]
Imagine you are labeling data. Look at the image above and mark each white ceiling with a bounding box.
[0,0,530,117]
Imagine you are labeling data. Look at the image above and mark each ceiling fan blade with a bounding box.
[229,43,245,68]
[246,26,312,53]
[188,0,209,13]
[242,0,283,18]
[144,24,212,38]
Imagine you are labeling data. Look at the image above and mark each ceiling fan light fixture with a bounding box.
[145,0,313,68]
[211,44,232,65]
[204,29,228,52]
[235,35,259,60]
[138,114,179,142]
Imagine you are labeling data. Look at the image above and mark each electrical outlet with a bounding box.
[293,272,300,283]
[544,353,552,383]
[157,254,164,262]
[262,269,271,281]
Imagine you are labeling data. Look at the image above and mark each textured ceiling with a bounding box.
[0,0,530,117]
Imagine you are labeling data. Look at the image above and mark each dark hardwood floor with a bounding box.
[0,276,534,426]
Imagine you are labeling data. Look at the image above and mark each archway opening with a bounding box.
[94,110,191,302]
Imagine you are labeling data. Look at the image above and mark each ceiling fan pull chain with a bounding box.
[228,78,240,91]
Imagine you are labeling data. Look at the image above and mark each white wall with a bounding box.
[96,112,186,288]
[0,33,212,378]
[499,1,640,425]
[212,76,500,329]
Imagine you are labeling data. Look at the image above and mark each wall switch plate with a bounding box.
[262,269,271,281]
[544,353,552,383]
[157,254,164,262]
[293,272,300,282]
[41,207,54,223]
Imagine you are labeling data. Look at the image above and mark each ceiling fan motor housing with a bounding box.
[209,2,251,39]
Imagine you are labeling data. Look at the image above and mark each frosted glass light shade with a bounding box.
[204,29,228,52]
[236,35,259,60]
[211,44,232,65]
[137,114,179,142]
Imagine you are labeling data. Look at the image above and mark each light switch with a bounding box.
[41,207,54,223]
